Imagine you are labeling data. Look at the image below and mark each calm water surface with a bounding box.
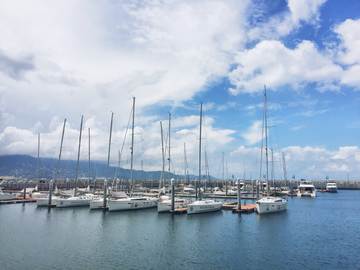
[1,191,359,270]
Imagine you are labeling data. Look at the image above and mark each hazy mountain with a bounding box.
[0,155,209,180]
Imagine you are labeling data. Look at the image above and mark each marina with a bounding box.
[0,190,359,270]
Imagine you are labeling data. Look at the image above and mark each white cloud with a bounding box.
[228,40,343,94]
[242,120,263,145]
[287,0,328,24]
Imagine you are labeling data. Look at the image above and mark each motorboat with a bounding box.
[0,188,16,200]
[108,196,158,211]
[255,196,287,214]
[297,179,316,197]
[186,199,222,214]
[326,182,338,193]
[157,195,191,213]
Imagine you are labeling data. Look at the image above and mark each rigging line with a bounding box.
[113,108,132,180]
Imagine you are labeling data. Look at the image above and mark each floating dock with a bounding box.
[0,197,37,204]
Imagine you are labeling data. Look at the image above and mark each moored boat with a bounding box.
[297,179,316,197]
[326,182,338,193]
[108,196,158,211]
[186,199,222,214]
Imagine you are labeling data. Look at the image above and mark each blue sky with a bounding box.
[0,0,359,180]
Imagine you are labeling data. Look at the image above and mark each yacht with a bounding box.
[186,199,222,214]
[326,182,338,193]
[108,196,158,211]
[56,193,98,208]
[255,196,287,214]
[297,179,316,197]
[0,188,16,200]
[157,195,192,213]
[36,194,61,207]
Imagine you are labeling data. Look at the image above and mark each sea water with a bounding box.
[1,191,359,270]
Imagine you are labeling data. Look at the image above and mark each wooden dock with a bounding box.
[0,197,37,204]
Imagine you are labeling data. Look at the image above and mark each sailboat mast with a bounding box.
[75,115,83,191]
[88,128,91,184]
[198,102,202,200]
[160,121,165,189]
[37,133,40,183]
[130,97,135,194]
[168,113,171,184]
[56,119,66,182]
[264,85,269,197]
[106,113,113,181]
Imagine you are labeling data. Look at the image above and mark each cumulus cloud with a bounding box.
[228,40,343,95]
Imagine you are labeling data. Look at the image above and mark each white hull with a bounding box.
[36,196,60,207]
[297,180,317,197]
[186,200,222,214]
[56,194,96,208]
[157,199,191,213]
[255,196,287,214]
[0,193,16,200]
[108,197,157,212]
[89,198,106,209]
[326,183,338,193]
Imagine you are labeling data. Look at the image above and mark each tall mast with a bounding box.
[264,85,269,197]
[75,115,83,192]
[168,113,171,183]
[106,113,113,181]
[88,128,91,184]
[130,97,135,195]
[160,121,165,189]
[37,133,40,182]
[56,119,66,182]
[282,151,287,181]
[198,102,202,200]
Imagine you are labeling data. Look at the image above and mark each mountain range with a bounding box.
[0,155,211,181]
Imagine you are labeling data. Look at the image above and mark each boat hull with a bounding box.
[255,197,287,214]
[0,193,16,200]
[56,195,95,208]
[108,197,157,212]
[89,199,106,209]
[186,200,222,214]
[157,199,191,213]
[36,196,59,207]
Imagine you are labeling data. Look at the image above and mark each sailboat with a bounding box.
[255,85,287,214]
[36,121,66,207]
[56,116,98,208]
[186,103,222,214]
[108,97,158,211]
[157,114,191,213]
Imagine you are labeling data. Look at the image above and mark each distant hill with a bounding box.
[0,155,209,180]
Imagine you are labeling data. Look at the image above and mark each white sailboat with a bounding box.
[157,115,191,212]
[255,85,287,214]
[37,119,66,207]
[108,97,157,212]
[56,116,98,208]
[187,103,222,214]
